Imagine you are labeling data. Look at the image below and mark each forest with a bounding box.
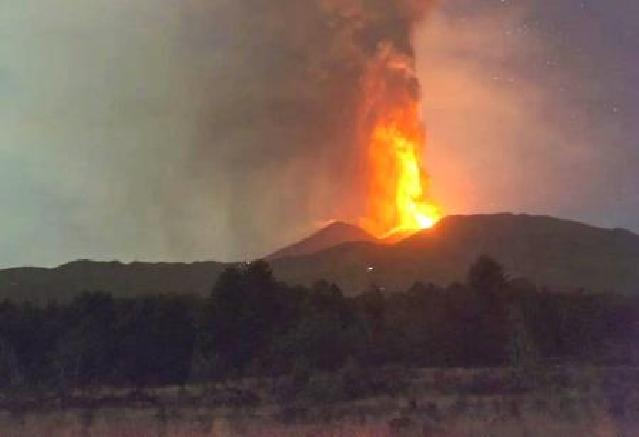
[0,256,637,393]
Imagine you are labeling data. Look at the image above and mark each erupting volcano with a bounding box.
[363,104,441,238]
[358,45,441,239]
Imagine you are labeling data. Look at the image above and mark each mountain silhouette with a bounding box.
[268,221,376,259]
[1,213,638,301]
[270,213,639,295]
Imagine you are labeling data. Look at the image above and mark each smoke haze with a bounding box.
[418,0,639,231]
[1,0,432,266]
[1,0,638,267]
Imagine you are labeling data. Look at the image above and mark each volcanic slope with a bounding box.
[1,213,639,301]
[270,213,639,295]
[268,221,377,260]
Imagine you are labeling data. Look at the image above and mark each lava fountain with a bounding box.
[359,47,442,239]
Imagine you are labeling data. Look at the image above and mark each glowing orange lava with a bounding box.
[361,103,441,238]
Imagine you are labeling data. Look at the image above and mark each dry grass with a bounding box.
[1,367,638,436]
[0,400,636,437]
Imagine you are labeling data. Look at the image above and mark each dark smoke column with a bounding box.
[180,0,435,256]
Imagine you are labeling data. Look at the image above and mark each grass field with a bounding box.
[0,367,637,436]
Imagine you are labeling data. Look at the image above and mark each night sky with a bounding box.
[420,0,639,232]
[1,0,638,267]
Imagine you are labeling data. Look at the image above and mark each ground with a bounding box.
[1,366,638,436]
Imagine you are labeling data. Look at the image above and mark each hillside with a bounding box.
[0,260,226,302]
[268,221,376,259]
[1,213,638,301]
[270,214,639,295]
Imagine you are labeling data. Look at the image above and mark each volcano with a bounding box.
[268,221,377,260]
[1,214,638,302]
[269,213,639,295]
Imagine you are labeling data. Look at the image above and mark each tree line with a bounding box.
[0,256,637,391]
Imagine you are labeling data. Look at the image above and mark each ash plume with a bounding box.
[1,0,435,266]
[179,0,435,259]
[4,0,638,268]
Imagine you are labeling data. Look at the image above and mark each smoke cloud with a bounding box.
[416,0,639,231]
[1,0,433,266]
[3,0,637,267]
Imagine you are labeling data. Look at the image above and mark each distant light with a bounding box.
[367,266,374,272]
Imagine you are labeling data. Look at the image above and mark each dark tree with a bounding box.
[197,261,283,377]
[468,255,506,296]
[0,259,636,393]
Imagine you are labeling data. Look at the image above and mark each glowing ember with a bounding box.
[361,102,441,238]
